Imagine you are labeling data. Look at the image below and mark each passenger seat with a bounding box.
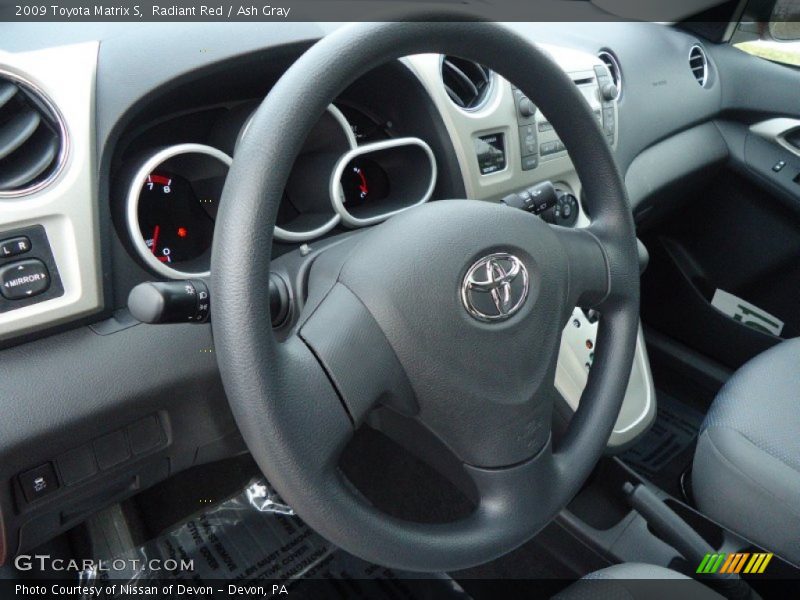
[692,338,800,564]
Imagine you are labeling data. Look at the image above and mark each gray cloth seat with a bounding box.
[692,338,800,565]
[554,563,722,599]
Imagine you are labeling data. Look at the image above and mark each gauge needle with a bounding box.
[357,170,368,196]
[151,225,161,256]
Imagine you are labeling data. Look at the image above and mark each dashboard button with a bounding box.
[19,462,59,502]
[0,259,50,300]
[0,236,31,258]
[94,430,131,470]
[58,444,98,486]
[128,416,164,455]
[594,65,610,80]
[603,107,615,130]
[521,155,539,171]
[519,125,537,157]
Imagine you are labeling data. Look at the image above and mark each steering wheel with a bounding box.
[211,19,639,572]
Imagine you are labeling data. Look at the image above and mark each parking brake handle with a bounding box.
[624,482,757,600]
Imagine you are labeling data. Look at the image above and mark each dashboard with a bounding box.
[0,19,733,562]
[104,46,616,285]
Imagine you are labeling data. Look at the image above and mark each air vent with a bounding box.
[0,73,65,196]
[441,56,493,111]
[598,51,622,99]
[689,45,709,87]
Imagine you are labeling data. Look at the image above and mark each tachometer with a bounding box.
[126,144,231,278]
[138,172,214,264]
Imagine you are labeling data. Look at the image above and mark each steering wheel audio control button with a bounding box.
[0,258,50,300]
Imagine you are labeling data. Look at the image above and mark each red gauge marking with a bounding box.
[177,227,188,238]
[148,174,172,186]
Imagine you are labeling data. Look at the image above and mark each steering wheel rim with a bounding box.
[211,19,639,572]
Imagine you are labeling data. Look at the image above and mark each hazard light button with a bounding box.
[0,259,50,300]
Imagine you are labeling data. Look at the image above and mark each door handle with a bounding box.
[751,118,800,157]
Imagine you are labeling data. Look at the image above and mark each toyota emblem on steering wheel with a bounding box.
[461,253,530,322]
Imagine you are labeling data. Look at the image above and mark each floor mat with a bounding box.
[80,479,468,599]
[621,393,704,482]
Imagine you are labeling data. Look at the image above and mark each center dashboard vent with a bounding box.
[441,56,493,111]
[689,45,709,87]
[0,74,65,196]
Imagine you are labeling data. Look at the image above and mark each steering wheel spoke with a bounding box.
[264,336,357,471]
[467,442,557,514]
[299,283,418,423]
[553,225,612,310]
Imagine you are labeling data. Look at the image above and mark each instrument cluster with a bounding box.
[119,103,438,278]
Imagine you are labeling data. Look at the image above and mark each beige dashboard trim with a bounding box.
[403,45,617,203]
[0,42,102,341]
